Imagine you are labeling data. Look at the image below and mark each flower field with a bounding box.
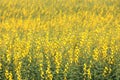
[0,0,120,80]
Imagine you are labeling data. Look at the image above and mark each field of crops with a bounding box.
[0,0,120,80]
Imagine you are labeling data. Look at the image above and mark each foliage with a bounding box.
[0,0,120,80]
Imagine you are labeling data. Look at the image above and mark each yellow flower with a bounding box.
[9,72,13,80]
[87,68,91,79]
[5,70,9,79]
[0,63,2,70]
[93,48,99,61]
[103,67,109,77]
[83,63,87,76]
